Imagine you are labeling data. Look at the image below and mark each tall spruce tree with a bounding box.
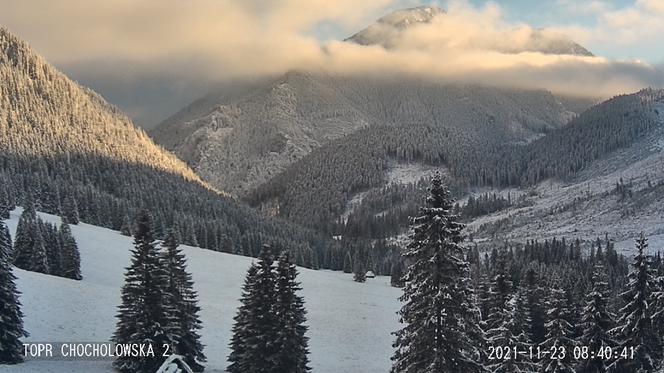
[113,210,177,372]
[160,229,206,372]
[524,267,546,344]
[61,194,80,225]
[0,188,9,219]
[12,211,49,274]
[228,264,259,373]
[1,222,11,258]
[237,245,280,373]
[59,221,81,280]
[391,174,484,373]
[273,252,311,373]
[577,265,616,373]
[485,249,513,333]
[0,220,28,364]
[541,283,576,373]
[610,234,660,372]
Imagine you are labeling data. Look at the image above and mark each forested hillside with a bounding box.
[246,89,663,241]
[152,71,581,196]
[0,27,337,269]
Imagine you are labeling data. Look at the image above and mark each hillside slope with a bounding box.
[151,71,579,196]
[0,209,400,373]
[0,27,334,267]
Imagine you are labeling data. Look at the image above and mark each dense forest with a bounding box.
[0,27,346,270]
[247,89,663,238]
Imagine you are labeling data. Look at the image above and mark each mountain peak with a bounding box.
[345,6,592,57]
[345,6,444,46]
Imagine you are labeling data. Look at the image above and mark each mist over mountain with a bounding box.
[0,27,337,269]
[151,71,589,196]
[346,6,593,56]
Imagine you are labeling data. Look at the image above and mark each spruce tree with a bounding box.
[113,210,177,372]
[61,194,80,225]
[1,222,11,258]
[0,220,28,364]
[353,260,366,283]
[233,245,280,373]
[487,290,536,373]
[391,174,484,373]
[541,283,576,373]
[610,234,660,372]
[524,267,546,344]
[577,265,616,373]
[228,265,259,373]
[390,262,404,288]
[485,249,513,333]
[160,229,205,371]
[273,252,311,373]
[342,252,352,273]
[0,188,9,220]
[12,211,49,274]
[59,221,81,280]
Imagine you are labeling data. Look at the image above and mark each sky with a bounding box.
[0,0,663,127]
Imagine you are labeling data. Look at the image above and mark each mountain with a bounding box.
[151,71,585,196]
[246,88,664,249]
[0,27,337,268]
[345,6,594,56]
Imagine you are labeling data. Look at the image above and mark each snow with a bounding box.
[0,209,401,373]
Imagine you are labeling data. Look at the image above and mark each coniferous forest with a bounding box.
[2,4,664,373]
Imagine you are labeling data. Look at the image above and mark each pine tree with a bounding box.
[487,290,536,373]
[61,194,80,225]
[577,265,616,373]
[1,222,11,258]
[342,252,352,273]
[160,229,205,371]
[228,264,259,373]
[524,267,546,344]
[59,220,81,280]
[541,283,576,373]
[227,245,281,372]
[391,174,484,373]
[0,188,9,220]
[273,252,311,373]
[113,210,177,372]
[353,260,366,283]
[610,234,660,372]
[0,220,28,364]
[12,211,49,274]
[120,214,132,236]
[390,261,404,288]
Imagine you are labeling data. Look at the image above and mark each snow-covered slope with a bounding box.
[0,209,400,373]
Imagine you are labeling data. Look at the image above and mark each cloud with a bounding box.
[0,0,662,125]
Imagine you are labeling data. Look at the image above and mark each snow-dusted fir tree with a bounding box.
[273,252,311,373]
[610,234,660,372]
[577,265,616,373]
[227,264,259,373]
[487,290,537,373]
[343,252,352,273]
[113,210,177,373]
[60,194,79,225]
[230,245,280,373]
[58,220,81,280]
[0,220,28,364]
[391,174,484,373]
[523,266,546,344]
[0,187,9,219]
[353,260,366,283]
[485,249,513,333]
[160,229,206,372]
[1,222,11,258]
[541,282,576,373]
[390,262,404,288]
[12,209,48,274]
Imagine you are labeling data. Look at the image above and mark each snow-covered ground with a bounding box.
[1,209,400,373]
